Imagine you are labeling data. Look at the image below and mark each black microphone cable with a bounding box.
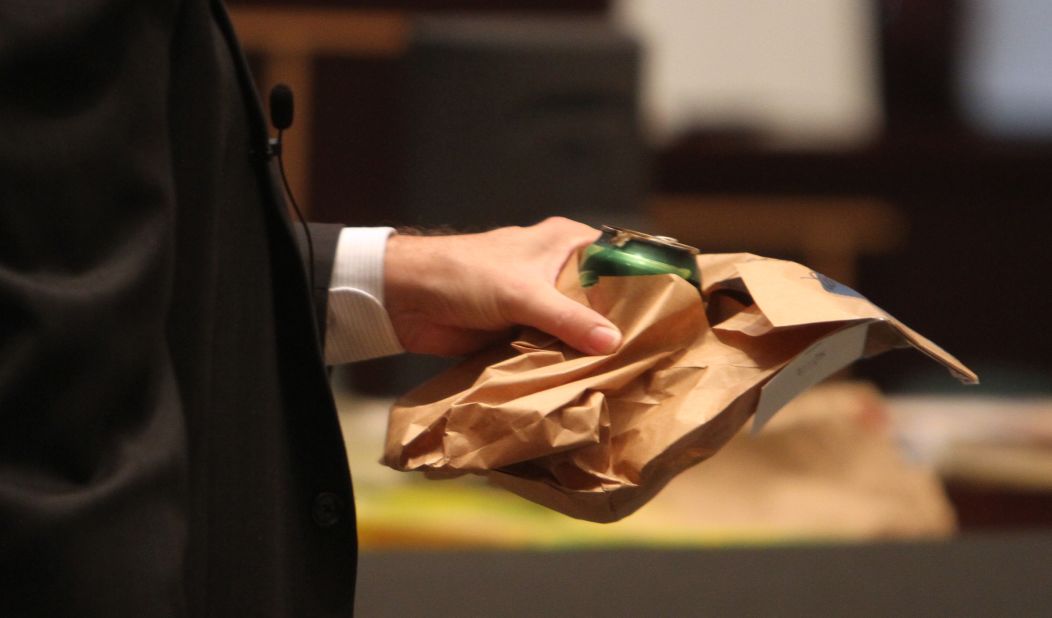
[269,84,314,289]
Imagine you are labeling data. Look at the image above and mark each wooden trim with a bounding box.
[228,8,410,214]
[649,195,906,286]
[229,8,410,57]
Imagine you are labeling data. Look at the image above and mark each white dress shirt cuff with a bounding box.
[324,227,405,365]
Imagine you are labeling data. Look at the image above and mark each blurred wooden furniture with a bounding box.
[649,195,905,287]
[228,2,610,217]
[229,7,410,213]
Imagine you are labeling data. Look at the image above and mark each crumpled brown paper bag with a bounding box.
[382,253,977,523]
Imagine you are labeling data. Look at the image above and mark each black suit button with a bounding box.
[312,492,344,528]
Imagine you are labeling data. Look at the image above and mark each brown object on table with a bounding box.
[651,382,957,539]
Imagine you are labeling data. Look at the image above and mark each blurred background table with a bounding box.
[339,383,1052,549]
[346,387,1052,614]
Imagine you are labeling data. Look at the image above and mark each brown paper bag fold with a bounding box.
[383,253,977,523]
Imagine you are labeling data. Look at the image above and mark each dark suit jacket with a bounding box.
[1,1,358,615]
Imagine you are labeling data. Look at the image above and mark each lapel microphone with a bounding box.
[268,83,314,289]
[269,83,294,154]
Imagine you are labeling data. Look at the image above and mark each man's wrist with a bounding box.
[383,233,451,320]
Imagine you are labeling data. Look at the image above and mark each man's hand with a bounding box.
[383,217,622,357]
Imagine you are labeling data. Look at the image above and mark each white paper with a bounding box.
[751,321,871,434]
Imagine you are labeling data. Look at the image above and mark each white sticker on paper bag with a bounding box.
[751,321,872,434]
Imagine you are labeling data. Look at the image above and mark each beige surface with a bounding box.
[342,382,956,548]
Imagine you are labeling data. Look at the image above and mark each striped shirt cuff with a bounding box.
[324,227,405,365]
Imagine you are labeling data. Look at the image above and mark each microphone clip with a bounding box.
[268,136,282,158]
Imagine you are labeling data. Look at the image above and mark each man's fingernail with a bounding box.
[586,325,621,355]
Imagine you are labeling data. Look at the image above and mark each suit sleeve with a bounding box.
[294,222,344,344]
[0,3,187,615]
[294,224,405,363]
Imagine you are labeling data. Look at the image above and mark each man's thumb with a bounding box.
[512,287,621,355]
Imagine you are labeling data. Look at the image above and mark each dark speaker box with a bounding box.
[401,15,645,231]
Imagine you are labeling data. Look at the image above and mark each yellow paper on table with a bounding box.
[382,253,977,523]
